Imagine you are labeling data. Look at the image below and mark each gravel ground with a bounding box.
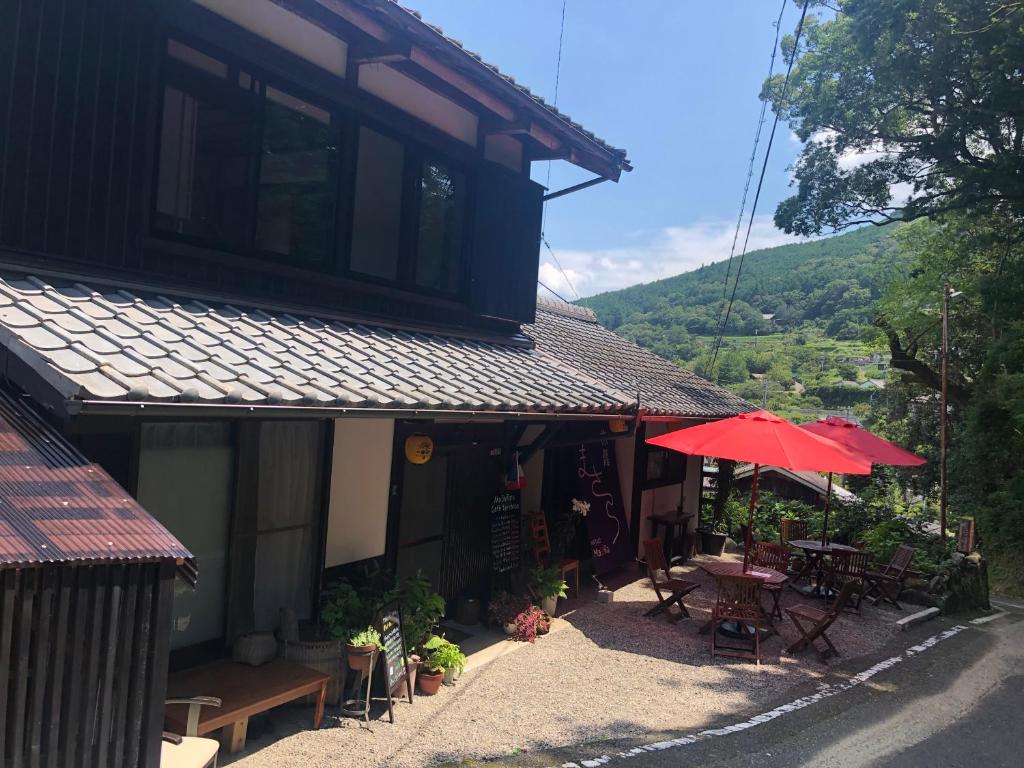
[227,554,904,768]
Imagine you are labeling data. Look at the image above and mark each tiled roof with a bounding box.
[372,1,631,171]
[734,464,859,502]
[527,297,755,418]
[0,273,633,415]
[0,385,195,581]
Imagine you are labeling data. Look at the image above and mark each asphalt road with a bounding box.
[467,601,1024,768]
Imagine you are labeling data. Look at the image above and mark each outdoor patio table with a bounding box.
[788,539,859,597]
[698,561,787,636]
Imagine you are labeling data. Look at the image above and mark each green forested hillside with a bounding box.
[580,225,906,359]
[578,226,912,418]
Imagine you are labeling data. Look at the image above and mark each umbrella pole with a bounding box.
[743,464,760,573]
[821,472,833,547]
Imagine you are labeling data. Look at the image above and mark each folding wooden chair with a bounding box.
[826,550,871,613]
[864,544,916,609]
[785,580,859,660]
[642,538,700,621]
[710,574,765,665]
[752,541,791,620]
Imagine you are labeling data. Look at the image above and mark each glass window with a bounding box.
[155,39,340,270]
[255,86,337,266]
[415,160,465,293]
[136,423,235,651]
[155,78,254,251]
[349,127,404,280]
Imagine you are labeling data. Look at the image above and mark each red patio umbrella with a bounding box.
[647,410,872,571]
[800,416,926,545]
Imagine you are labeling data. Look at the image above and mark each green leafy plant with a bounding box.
[422,635,466,675]
[319,580,367,641]
[530,565,568,600]
[349,626,383,650]
[385,572,445,655]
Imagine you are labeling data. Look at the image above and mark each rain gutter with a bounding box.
[65,399,635,421]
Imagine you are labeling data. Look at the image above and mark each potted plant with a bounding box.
[345,626,383,673]
[385,572,445,692]
[511,604,549,643]
[488,591,528,635]
[423,635,467,685]
[530,565,568,617]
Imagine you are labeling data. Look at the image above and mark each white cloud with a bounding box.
[538,215,809,299]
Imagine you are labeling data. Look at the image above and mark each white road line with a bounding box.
[549,625,970,768]
[970,612,1005,625]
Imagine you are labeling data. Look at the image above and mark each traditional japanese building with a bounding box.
[0,0,749,763]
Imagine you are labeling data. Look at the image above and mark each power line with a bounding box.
[709,0,811,377]
[542,235,580,301]
[711,0,787,343]
[538,0,579,303]
[537,278,573,305]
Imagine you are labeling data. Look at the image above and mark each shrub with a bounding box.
[512,605,551,644]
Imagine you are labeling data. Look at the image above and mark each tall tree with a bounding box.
[765,0,1024,235]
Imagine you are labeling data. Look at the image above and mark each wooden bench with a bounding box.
[165,658,329,754]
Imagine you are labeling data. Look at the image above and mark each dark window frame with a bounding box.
[642,444,687,490]
[150,31,477,301]
[151,36,346,272]
[343,117,475,300]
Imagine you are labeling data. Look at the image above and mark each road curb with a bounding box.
[895,607,940,631]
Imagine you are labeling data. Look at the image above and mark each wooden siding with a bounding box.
[0,562,174,768]
[0,0,544,332]
[0,0,158,268]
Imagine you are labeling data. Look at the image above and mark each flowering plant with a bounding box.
[488,591,529,626]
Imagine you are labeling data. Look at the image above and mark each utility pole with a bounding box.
[762,376,769,408]
[939,284,950,539]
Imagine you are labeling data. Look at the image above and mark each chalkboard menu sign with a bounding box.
[957,517,976,555]
[490,490,521,573]
[378,604,409,694]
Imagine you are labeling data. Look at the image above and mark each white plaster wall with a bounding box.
[194,0,348,77]
[325,418,394,567]
[359,63,479,146]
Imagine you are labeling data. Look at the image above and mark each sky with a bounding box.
[406,0,814,299]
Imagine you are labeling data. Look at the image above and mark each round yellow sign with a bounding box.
[404,434,434,465]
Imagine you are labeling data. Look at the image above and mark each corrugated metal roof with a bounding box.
[0,272,634,415]
[0,386,195,581]
[527,297,756,418]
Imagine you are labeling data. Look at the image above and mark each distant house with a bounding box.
[733,464,859,510]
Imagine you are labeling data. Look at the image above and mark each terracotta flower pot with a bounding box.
[345,643,376,672]
[417,668,444,695]
[399,655,421,695]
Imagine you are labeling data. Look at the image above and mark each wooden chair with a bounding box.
[826,550,871,613]
[641,538,700,621]
[779,518,808,547]
[864,544,916,609]
[785,580,860,660]
[710,574,765,665]
[752,541,791,620]
[162,697,221,768]
[528,510,581,596]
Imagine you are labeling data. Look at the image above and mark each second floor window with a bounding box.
[153,38,472,298]
[155,40,339,269]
